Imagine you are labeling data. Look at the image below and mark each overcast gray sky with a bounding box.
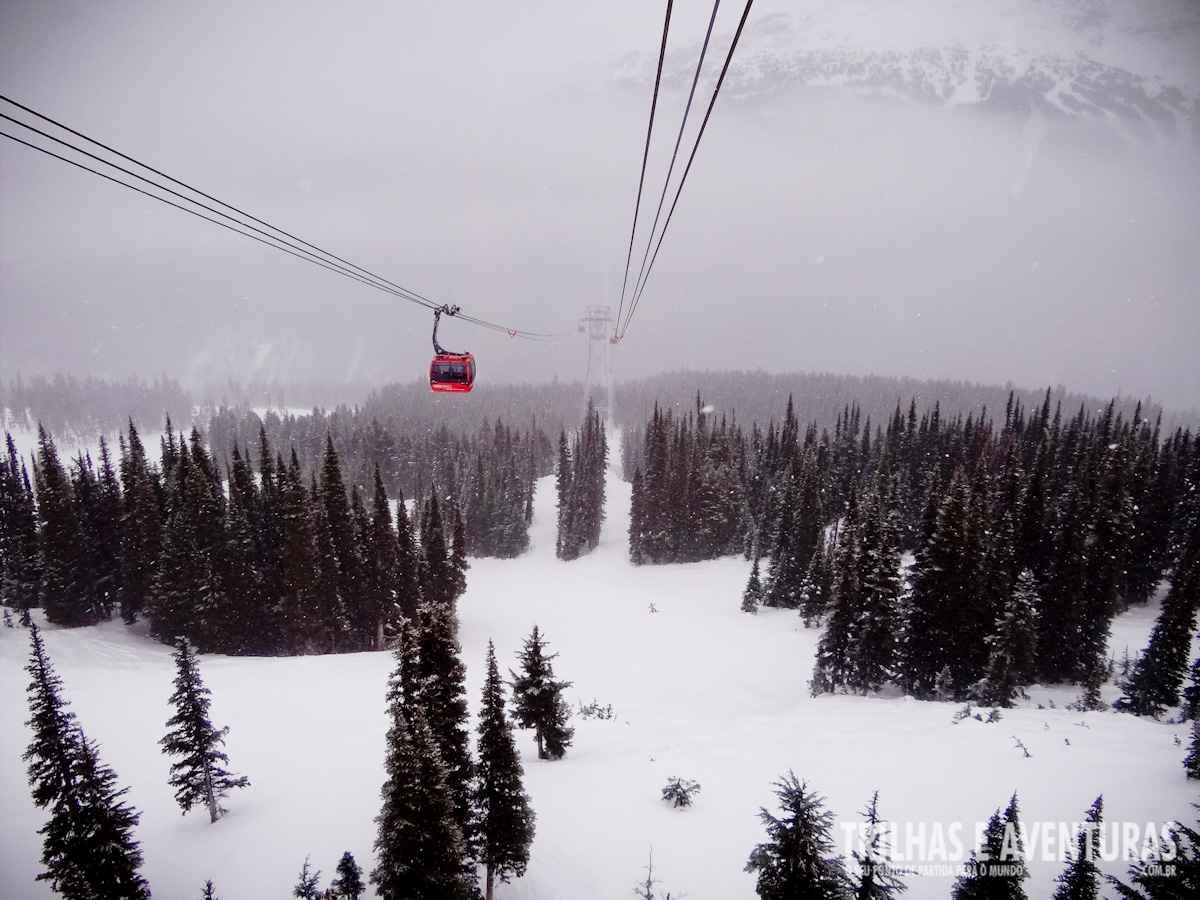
[2,0,1198,412]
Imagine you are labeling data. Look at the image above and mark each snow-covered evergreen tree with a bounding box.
[371,702,473,900]
[415,599,475,850]
[1106,817,1199,900]
[812,503,860,695]
[35,425,102,626]
[510,625,574,760]
[1116,542,1200,716]
[160,638,249,822]
[557,399,607,561]
[744,772,851,900]
[799,543,832,628]
[850,791,906,900]
[475,640,535,900]
[1051,796,1103,900]
[0,432,43,615]
[904,472,982,697]
[24,624,79,812]
[978,569,1039,708]
[293,856,322,899]
[849,487,904,694]
[742,557,763,614]
[331,851,364,899]
[1186,721,1200,780]
[23,625,150,899]
[46,733,150,900]
[951,793,1028,900]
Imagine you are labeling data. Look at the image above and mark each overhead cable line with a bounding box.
[0,95,565,340]
[614,0,674,336]
[617,0,756,340]
[626,0,722,324]
[0,112,439,310]
[0,94,439,310]
[0,130,418,300]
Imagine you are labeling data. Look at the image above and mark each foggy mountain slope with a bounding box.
[2,0,1196,409]
[615,0,1200,139]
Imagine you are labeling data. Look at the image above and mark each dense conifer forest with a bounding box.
[627,389,1199,701]
[0,411,545,654]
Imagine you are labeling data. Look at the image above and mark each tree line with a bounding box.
[1,374,193,441]
[627,390,1198,705]
[556,399,608,561]
[0,413,549,654]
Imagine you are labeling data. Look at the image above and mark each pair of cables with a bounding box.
[613,0,756,342]
[0,94,562,341]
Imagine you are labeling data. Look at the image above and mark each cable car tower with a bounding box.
[579,305,614,424]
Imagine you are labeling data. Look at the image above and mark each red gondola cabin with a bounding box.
[430,353,476,393]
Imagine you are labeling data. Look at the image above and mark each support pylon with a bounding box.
[579,306,614,425]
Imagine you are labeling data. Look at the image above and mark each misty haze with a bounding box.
[2,2,1199,900]
[1,0,1197,413]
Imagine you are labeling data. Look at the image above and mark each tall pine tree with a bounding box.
[23,624,150,899]
[475,640,535,900]
[160,638,249,822]
[510,625,574,760]
[1051,796,1103,900]
[371,702,473,900]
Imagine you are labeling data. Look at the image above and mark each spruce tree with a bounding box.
[419,489,455,609]
[629,467,646,564]
[1038,454,1094,684]
[555,429,573,560]
[23,625,150,899]
[371,703,473,900]
[45,733,150,900]
[450,502,469,599]
[294,856,322,899]
[1106,817,1199,900]
[364,467,401,651]
[1182,659,1200,722]
[799,543,832,628]
[1051,796,1103,900]
[904,472,980,697]
[744,772,852,900]
[320,434,365,650]
[742,557,763,614]
[764,478,806,609]
[277,449,320,653]
[849,489,904,694]
[331,851,365,899]
[24,624,79,811]
[812,493,862,694]
[1116,547,1200,717]
[160,638,249,822]
[35,425,101,626]
[1186,721,1200,780]
[85,437,124,617]
[951,793,1028,900]
[415,599,475,850]
[851,791,906,900]
[0,433,42,614]
[386,617,424,723]
[476,640,536,900]
[393,483,423,621]
[198,879,218,899]
[978,570,1039,708]
[510,625,574,760]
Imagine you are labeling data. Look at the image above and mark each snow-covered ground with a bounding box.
[0,464,1195,899]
